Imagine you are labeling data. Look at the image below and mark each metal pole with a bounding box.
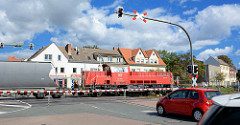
[124,89,126,99]
[238,81,239,93]
[48,91,50,106]
[120,12,194,66]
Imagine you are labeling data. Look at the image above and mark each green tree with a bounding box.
[157,50,178,72]
[217,55,234,68]
[83,45,99,49]
[215,72,225,82]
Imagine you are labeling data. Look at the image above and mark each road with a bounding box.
[0,95,197,125]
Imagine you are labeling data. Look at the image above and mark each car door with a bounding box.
[165,90,189,114]
[184,90,199,116]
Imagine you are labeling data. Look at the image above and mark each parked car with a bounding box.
[198,94,240,125]
[156,88,221,121]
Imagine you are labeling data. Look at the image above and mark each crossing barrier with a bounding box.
[0,88,172,94]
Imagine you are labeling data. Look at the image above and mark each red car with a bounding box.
[156,88,221,121]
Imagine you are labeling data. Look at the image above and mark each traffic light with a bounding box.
[193,65,198,74]
[29,43,34,50]
[118,7,123,18]
[187,65,192,74]
[0,42,4,48]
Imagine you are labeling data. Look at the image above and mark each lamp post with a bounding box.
[115,8,197,85]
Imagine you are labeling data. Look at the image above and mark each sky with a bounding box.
[0,0,240,68]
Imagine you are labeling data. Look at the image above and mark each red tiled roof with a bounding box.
[8,56,24,61]
[118,48,166,66]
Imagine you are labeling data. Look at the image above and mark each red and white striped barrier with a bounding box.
[0,88,172,94]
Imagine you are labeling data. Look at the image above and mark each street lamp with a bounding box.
[115,8,198,85]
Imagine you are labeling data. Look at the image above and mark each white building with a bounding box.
[28,43,124,89]
[205,56,234,86]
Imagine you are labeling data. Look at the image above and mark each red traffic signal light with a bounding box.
[118,7,123,18]
[187,65,192,74]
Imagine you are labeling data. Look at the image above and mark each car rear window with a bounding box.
[204,91,221,100]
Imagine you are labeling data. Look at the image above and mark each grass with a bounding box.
[178,84,238,95]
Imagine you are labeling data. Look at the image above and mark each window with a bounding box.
[153,53,155,56]
[69,55,73,59]
[117,58,121,62]
[141,59,144,63]
[73,68,77,73]
[108,57,112,62]
[58,55,61,61]
[90,68,98,71]
[169,90,188,99]
[55,67,58,73]
[139,52,141,55]
[88,56,91,60]
[187,91,199,99]
[99,57,103,62]
[155,60,158,64]
[136,58,140,63]
[60,68,65,73]
[151,59,153,64]
[80,68,83,73]
[45,54,52,61]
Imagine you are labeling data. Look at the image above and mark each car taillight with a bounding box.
[206,100,213,106]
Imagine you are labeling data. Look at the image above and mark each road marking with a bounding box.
[0,100,32,115]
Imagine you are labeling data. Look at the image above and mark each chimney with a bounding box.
[113,47,118,51]
[65,44,71,55]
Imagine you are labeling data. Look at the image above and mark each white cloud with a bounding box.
[193,40,219,50]
[235,49,240,55]
[0,1,240,57]
[0,49,36,60]
[183,7,198,15]
[197,46,233,60]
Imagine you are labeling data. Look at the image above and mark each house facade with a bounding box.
[117,47,166,72]
[28,43,124,89]
[205,56,235,86]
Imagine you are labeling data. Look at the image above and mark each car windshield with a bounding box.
[204,91,221,100]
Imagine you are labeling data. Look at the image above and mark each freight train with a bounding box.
[0,61,173,98]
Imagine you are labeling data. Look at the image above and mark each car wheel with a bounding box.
[157,105,165,116]
[193,109,203,121]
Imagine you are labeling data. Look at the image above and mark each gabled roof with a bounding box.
[58,46,123,63]
[28,43,54,61]
[214,57,229,66]
[118,47,166,66]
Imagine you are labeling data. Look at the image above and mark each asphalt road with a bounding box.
[0,95,197,125]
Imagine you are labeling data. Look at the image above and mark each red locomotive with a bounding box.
[82,65,173,90]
